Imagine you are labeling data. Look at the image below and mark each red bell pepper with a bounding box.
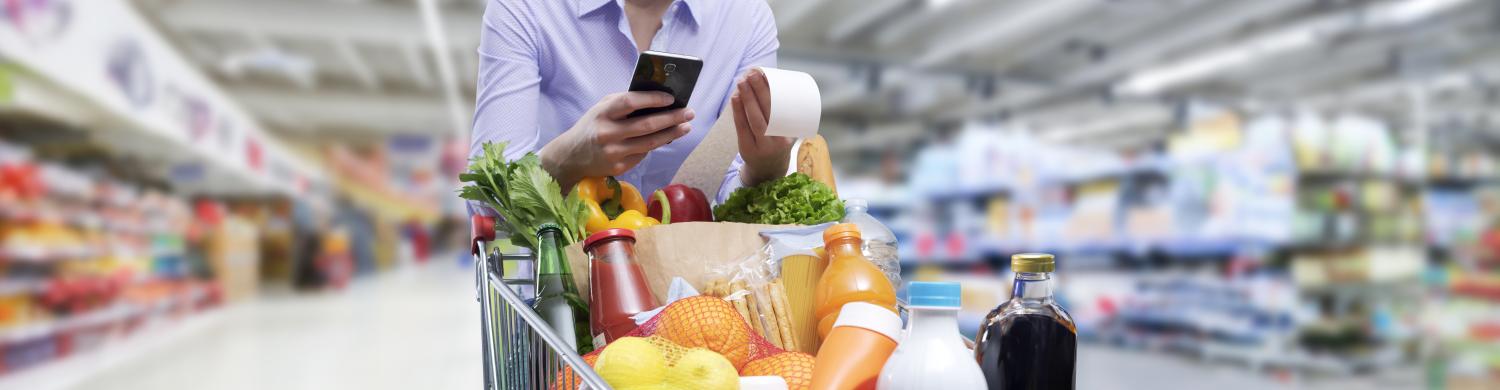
[647,183,713,223]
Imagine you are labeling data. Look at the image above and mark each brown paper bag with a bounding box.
[564,222,780,303]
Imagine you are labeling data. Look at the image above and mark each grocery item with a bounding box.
[778,254,825,353]
[578,176,660,234]
[704,278,800,352]
[796,135,837,195]
[742,351,816,390]
[665,348,741,390]
[459,142,588,251]
[647,183,713,223]
[653,295,757,369]
[714,173,844,225]
[532,223,594,354]
[594,337,668,388]
[975,253,1076,390]
[810,302,901,390]
[877,282,986,390]
[585,228,659,344]
[841,199,901,291]
[602,209,660,231]
[814,223,897,339]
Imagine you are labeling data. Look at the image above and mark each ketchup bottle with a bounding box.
[584,228,659,345]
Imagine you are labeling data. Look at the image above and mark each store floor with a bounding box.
[28,261,1401,390]
[70,260,483,390]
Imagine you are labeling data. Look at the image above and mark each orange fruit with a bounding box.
[653,296,754,369]
[741,351,815,390]
[552,353,599,390]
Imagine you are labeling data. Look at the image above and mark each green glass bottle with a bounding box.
[532,223,593,354]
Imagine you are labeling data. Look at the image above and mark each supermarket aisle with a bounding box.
[70,262,482,390]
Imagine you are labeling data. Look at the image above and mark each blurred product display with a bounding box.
[2,0,1498,388]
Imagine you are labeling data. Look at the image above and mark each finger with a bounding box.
[613,108,694,139]
[618,123,691,156]
[604,91,674,119]
[739,78,769,136]
[732,94,757,151]
[749,70,772,120]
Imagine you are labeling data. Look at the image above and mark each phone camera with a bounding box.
[663,63,677,75]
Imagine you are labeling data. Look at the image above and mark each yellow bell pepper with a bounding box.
[578,176,658,233]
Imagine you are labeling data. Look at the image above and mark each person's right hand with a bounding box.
[540,91,695,189]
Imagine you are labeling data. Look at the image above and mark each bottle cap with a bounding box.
[831,302,901,341]
[583,228,635,250]
[906,281,961,308]
[535,223,563,234]
[1011,253,1055,273]
[822,223,862,243]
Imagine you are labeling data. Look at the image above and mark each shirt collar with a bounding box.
[575,0,704,26]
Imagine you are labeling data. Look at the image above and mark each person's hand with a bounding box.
[540,91,694,189]
[732,68,794,186]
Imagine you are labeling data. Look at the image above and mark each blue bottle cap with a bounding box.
[906,281,961,308]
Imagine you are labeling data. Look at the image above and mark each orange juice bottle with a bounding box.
[814,223,898,340]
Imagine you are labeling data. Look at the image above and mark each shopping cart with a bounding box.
[472,216,610,390]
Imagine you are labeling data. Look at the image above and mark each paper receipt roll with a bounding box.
[756,67,821,138]
[670,67,823,197]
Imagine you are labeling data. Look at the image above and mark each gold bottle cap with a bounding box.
[1011,253,1055,273]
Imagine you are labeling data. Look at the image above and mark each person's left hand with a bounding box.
[731,68,794,186]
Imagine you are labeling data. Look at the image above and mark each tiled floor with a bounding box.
[5,261,1400,390]
[69,263,483,390]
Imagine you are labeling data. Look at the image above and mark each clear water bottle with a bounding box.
[843,199,901,290]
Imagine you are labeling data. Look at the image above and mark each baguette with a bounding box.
[797,135,837,195]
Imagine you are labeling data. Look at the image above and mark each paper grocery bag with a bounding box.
[565,222,778,304]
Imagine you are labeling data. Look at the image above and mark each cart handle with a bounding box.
[471,215,496,256]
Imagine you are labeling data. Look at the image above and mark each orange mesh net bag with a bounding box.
[554,296,815,390]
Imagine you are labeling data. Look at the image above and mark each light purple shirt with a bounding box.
[470,0,778,200]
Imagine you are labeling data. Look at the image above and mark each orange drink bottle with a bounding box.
[814,223,898,340]
[810,302,902,390]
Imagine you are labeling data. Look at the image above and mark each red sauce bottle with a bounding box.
[584,228,659,345]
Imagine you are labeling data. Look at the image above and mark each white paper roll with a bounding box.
[756,67,821,138]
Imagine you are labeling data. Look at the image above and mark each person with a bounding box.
[470,0,791,202]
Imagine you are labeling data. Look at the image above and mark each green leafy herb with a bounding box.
[459,142,587,250]
[713,173,844,225]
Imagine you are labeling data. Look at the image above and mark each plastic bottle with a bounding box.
[810,302,902,390]
[877,282,987,390]
[814,223,898,340]
[842,199,901,289]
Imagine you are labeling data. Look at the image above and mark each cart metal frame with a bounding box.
[472,216,610,390]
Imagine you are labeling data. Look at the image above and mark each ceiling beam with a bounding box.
[402,44,436,90]
[229,86,457,135]
[915,0,1097,67]
[156,0,481,50]
[335,40,380,91]
[826,0,918,44]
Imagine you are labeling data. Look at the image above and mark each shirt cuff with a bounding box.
[717,155,747,204]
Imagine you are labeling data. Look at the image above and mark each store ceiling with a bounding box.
[133,0,1500,154]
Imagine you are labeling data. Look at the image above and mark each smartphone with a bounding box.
[627,51,703,118]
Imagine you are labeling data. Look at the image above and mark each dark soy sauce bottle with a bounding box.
[974,253,1076,390]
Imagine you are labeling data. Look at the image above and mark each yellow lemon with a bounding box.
[595,337,667,388]
[665,348,739,390]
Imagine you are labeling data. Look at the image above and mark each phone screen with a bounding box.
[627,51,703,118]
